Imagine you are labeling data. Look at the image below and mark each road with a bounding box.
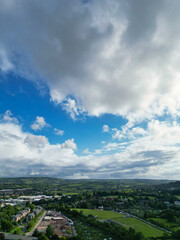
[26,211,47,237]
[0,232,38,240]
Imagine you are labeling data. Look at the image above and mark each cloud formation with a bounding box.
[0,1,180,179]
[31,116,48,131]
[0,116,79,177]
[0,111,179,179]
[0,110,19,123]
[103,125,109,133]
[0,0,180,120]
[54,128,64,136]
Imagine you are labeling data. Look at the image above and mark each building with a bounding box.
[12,208,30,222]
[33,206,42,215]
[27,213,35,221]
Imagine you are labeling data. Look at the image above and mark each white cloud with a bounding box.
[0,120,79,177]
[0,0,180,121]
[31,116,48,131]
[111,125,147,141]
[103,124,109,132]
[83,148,90,154]
[94,149,102,155]
[0,116,179,179]
[54,128,64,136]
[24,135,49,149]
[61,138,77,150]
[62,98,85,120]
[87,119,180,179]
[0,110,19,123]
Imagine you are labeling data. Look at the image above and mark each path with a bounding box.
[0,232,38,240]
[26,211,47,237]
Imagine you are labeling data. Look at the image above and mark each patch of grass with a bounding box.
[112,217,165,238]
[74,209,124,220]
[9,226,22,234]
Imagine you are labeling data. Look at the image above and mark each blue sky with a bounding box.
[0,0,179,179]
[0,72,126,153]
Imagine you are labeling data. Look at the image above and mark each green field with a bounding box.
[113,217,164,238]
[75,208,124,219]
[75,209,165,238]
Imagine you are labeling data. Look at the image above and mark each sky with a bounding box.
[0,0,180,179]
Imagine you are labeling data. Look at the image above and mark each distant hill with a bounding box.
[0,177,174,193]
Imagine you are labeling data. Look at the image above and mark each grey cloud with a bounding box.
[0,0,180,119]
[133,150,176,162]
[24,135,49,149]
[0,131,21,141]
[123,0,163,45]
[110,169,148,179]
[0,158,91,178]
[90,150,177,177]
[0,119,179,179]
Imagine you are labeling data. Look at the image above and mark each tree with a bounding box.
[33,229,39,237]
[51,234,60,240]
[172,229,180,239]
[46,224,54,239]
[27,220,34,230]
[0,233,5,240]
[14,227,21,234]
[1,218,13,232]
[38,234,49,240]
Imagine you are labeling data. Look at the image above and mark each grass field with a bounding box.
[113,217,164,238]
[75,209,165,238]
[75,208,124,219]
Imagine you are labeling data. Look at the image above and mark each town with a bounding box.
[0,178,180,240]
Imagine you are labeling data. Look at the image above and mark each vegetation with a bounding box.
[74,208,124,219]
[0,178,180,240]
[75,208,165,238]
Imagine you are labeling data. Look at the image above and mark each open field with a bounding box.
[75,209,165,238]
[113,217,165,238]
[74,209,124,219]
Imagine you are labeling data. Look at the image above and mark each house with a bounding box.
[33,206,42,215]
[98,206,103,210]
[12,208,30,222]
[27,213,35,221]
